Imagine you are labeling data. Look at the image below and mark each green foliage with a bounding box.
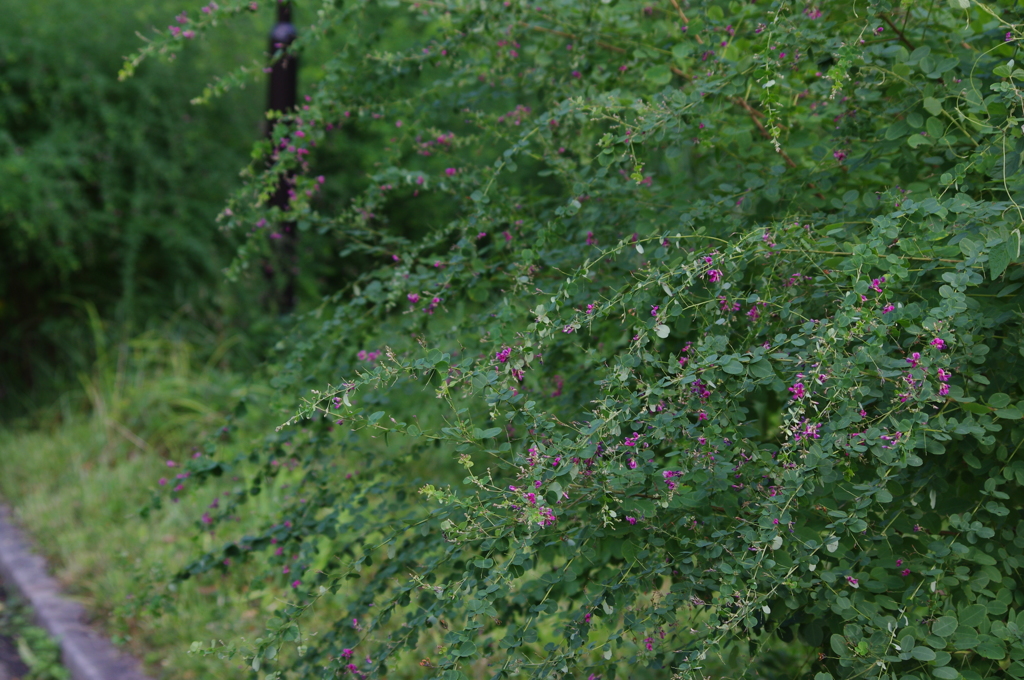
[0,589,68,680]
[0,335,280,680]
[129,0,1024,678]
[0,0,263,407]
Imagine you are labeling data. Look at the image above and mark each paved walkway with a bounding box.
[0,505,152,680]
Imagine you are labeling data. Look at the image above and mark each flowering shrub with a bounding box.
[131,1,1024,678]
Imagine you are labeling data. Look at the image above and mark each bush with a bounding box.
[0,0,263,409]
[131,1,1024,679]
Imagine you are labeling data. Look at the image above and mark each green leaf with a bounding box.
[830,634,847,657]
[932,616,959,637]
[990,243,1011,279]
[912,646,937,661]
[748,358,774,378]
[885,120,910,140]
[988,393,1011,409]
[995,407,1023,420]
[478,427,503,439]
[654,324,670,338]
[924,96,944,116]
[722,359,745,375]
[907,134,932,148]
[933,668,959,679]
[454,641,478,657]
[367,411,385,424]
[975,640,1005,659]
[644,65,672,86]
[959,604,987,628]
[672,43,693,62]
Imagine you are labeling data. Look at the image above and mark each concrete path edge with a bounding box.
[0,503,153,680]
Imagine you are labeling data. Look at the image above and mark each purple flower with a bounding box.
[930,338,945,350]
[651,305,659,317]
[789,382,806,400]
[707,269,723,283]
[495,347,512,363]
[907,352,921,368]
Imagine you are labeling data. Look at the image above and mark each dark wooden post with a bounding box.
[267,0,298,313]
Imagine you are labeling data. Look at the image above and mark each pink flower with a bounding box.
[166,460,177,467]
[571,70,581,78]
[901,568,911,576]
[930,338,945,350]
[789,382,806,400]
[937,368,950,382]
[651,305,659,317]
[707,269,722,283]
[845,576,858,587]
[882,304,895,314]
[445,167,457,176]
[158,478,167,486]
[626,516,637,525]
[291,580,301,588]
[906,352,921,368]
[407,293,420,303]
[833,149,847,162]
[939,384,950,396]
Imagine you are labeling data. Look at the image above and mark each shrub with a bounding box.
[0,0,262,407]
[131,1,1024,679]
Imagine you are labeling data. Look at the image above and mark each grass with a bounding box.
[0,584,68,680]
[0,332,287,679]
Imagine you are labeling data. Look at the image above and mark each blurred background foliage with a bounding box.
[0,0,267,414]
